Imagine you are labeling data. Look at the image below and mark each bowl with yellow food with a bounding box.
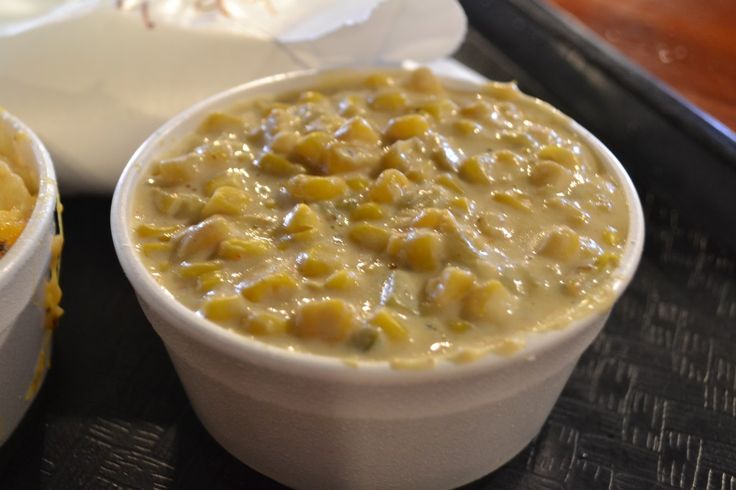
[0,109,62,445]
[111,67,644,489]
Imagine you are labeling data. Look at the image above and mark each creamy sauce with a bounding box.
[132,68,629,364]
[0,127,36,259]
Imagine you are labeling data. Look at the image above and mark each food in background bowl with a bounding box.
[130,68,629,367]
[112,68,644,489]
[0,109,62,446]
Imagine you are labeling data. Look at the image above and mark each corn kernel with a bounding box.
[384,114,430,142]
[176,260,223,278]
[256,152,305,176]
[425,266,476,307]
[404,230,444,271]
[460,100,493,119]
[140,242,172,257]
[450,197,472,215]
[538,145,579,168]
[283,203,321,233]
[492,191,532,212]
[412,208,453,230]
[602,226,621,247]
[270,131,300,154]
[199,112,244,135]
[297,251,334,278]
[287,175,348,201]
[370,308,409,341]
[292,131,333,170]
[152,157,196,186]
[482,81,521,99]
[448,319,473,333]
[218,238,271,260]
[323,141,378,174]
[334,117,381,146]
[435,173,464,193]
[348,223,390,252]
[369,169,410,203]
[240,272,299,302]
[350,202,384,220]
[406,67,443,94]
[244,311,289,335]
[529,160,571,187]
[459,154,492,184]
[293,299,355,341]
[201,186,250,217]
[595,251,620,270]
[137,223,184,241]
[345,174,371,191]
[197,270,226,292]
[364,72,395,89]
[420,99,458,121]
[370,90,408,111]
[201,295,245,323]
[538,225,580,260]
[324,270,359,290]
[454,118,482,135]
[462,280,517,322]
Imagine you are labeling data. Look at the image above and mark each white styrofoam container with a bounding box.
[111,68,645,489]
[0,109,58,445]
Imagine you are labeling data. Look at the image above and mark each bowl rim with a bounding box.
[0,109,58,292]
[111,66,645,383]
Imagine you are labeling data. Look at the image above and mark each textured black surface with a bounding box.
[2,1,736,488]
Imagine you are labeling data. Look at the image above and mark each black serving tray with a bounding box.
[2,1,735,488]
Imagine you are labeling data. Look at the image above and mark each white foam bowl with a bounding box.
[0,110,58,445]
[111,68,644,489]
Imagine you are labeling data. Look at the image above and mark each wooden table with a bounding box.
[548,0,736,132]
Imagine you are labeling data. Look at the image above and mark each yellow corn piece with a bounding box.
[538,145,579,168]
[176,260,223,278]
[175,216,231,259]
[364,72,395,89]
[323,269,359,290]
[322,141,377,174]
[334,117,380,146]
[151,157,196,186]
[384,114,430,142]
[370,90,408,111]
[204,168,249,195]
[284,228,319,244]
[287,175,348,201]
[293,298,355,341]
[404,230,444,272]
[453,118,482,135]
[218,238,271,260]
[425,266,476,307]
[482,81,521,99]
[448,319,473,333]
[240,272,299,303]
[196,270,226,293]
[435,173,464,193]
[136,223,184,241]
[244,311,289,336]
[256,152,305,176]
[492,191,532,212]
[283,203,321,232]
[297,251,334,278]
[538,226,581,260]
[348,223,390,252]
[198,112,244,135]
[386,233,407,259]
[420,99,458,121]
[462,280,516,322]
[350,202,384,221]
[201,295,245,323]
[140,242,172,257]
[269,131,300,155]
[459,154,492,184]
[595,251,620,270]
[406,67,443,94]
[369,169,410,203]
[602,226,621,247]
[298,90,327,103]
[293,131,333,170]
[459,100,493,119]
[449,197,472,215]
[201,186,250,217]
[370,308,409,341]
[412,208,454,230]
[345,175,371,191]
[152,188,205,219]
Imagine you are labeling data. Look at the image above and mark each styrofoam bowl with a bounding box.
[0,109,58,445]
[111,68,645,489]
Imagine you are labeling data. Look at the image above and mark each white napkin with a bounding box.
[0,0,467,193]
